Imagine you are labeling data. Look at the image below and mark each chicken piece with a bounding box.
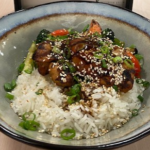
[69,38,87,54]
[88,19,102,34]
[32,42,56,75]
[49,62,74,87]
[119,70,134,93]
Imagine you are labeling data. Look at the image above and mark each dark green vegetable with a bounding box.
[4,80,17,92]
[36,29,50,43]
[132,109,138,117]
[113,38,125,47]
[101,59,107,68]
[137,95,144,102]
[5,93,14,100]
[35,89,43,95]
[19,112,40,131]
[102,28,115,41]
[60,128,76,140]
[18,62,25,74]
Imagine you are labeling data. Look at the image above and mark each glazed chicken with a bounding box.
[33,19,137,93]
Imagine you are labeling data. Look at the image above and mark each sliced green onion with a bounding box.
[112,56,123,63]
[136,79,150,89]
[18,62,25,74]
[68,28,78,35]
[68,64,76,73]
[101,46,109,54]
[22,112,36,121]
[60,128,76,140]
[124,59,134,69]
[132,109,138,117]
[57,35,68,41]
[67,95,77,104]
[73,76,80,83]
[68,94,80,104]
[35,89,43,95]
[67,84,81,96]
[4,80,17,92]
[19,112,40,131]
[137,95,144,102]
[101,59,107,68]
[63,47,71,60]
[112,85,118,92]
[136,78,142,84]
[19,120,40,131]
[11,80,17,89]
[142,81,150,89]
[94,53,103,59]
[5,93,14,100]
[52,46,61,54]
[4,83,12,92]
[82,24,89,32]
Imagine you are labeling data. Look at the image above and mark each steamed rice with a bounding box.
[10,69,144,139]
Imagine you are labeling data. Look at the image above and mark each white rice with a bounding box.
[10,69,145,139]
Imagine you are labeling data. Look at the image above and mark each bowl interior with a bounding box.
[0,2,150,149]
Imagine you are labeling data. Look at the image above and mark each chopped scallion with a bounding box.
[5,93,14,100]
[137,95,144,102]
[19,112,40,131]
[35,89,43,95]
[60,128,76,140]
[101,59,107,68]
[112,56,122,63]
[124,59,134,69]
[112,85,118,92]
[4,80,17,92]
[18,62,25,74]
[101,46,109,54]
[132,109,138,117]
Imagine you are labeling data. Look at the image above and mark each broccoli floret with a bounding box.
[36,29,50,43]
[102,28,115,41]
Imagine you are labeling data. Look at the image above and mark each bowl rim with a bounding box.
[1,1,150,149]
[1,123,150,149]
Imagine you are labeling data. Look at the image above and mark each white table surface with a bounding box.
[0,0,150,150]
